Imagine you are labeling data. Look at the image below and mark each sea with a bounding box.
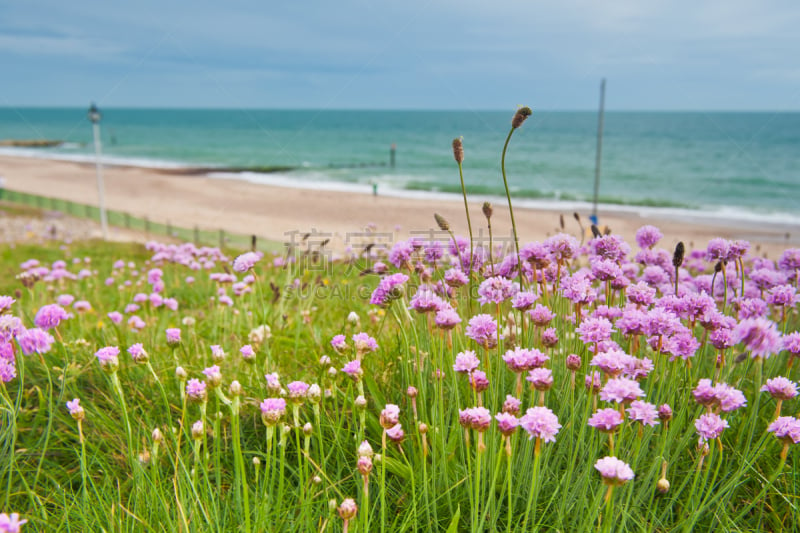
[1,108,798,227]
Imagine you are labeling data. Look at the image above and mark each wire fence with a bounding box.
[0,188,282,253]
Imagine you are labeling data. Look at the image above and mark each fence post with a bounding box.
[251,234,257,251]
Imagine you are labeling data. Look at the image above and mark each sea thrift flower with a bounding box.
[470,370,490,393]
[342,360,363,380]
[695,413,729,442]
[591,348,633,377]
[435,307,461,329]
[265,372,281,393]
[370,273,409,306]
[0,512,27,532]
[352,332,378,355]
[34,304,69,330]
[191,420,205,440]
[477,276,518,305]
[453,350,480,374]
[713,383,747,413]
[635,225,663,249]
[600,377,645,404]
[576,317,615,345]
[260,398,287,426]
[527,368,554,391]
[94,346,120,372]
[330,334,348,353]
[541,327,559,348]
[444,268,469,287]
[66,398,85,420]
[626,401,659,427]
[495,412,519,436]
[465,314,500,348]
[595,456,635,485]
[409,287,445,313]
[0,296,15,314]
[503,395,522,415]
[210,345,226,361]
[338,498,358,521]
[127,343,148,363]
[528,304,554,327]
[249,324,272,344]
[202,365,222,388]
[240,344,255,360]
[762,377,799,400]
[287,381,309,402]
[658,404,673,423]
[511,291,538,311]
[520,406,561,442]
[16,328,54,356]
[733,317,782,358]
[380,404,400,428]
[588,408,624,432]
[386,424,405,442]
[233,251,260,272]
[186,379,208,402]
[107,311,123,325]
[585,372,603,393]
[767,416,800,444]
[165,328,181,346]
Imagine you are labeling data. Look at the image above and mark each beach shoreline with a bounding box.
[1,154,797,256]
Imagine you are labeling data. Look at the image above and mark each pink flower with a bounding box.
[594,456,634,485]
[465,314,500,348]
[526,368,554,391]
[519,406,561,442]
[462,406,492,431]
[453,350,480,374]
[127,343,148,362]
[342,359,363,380]
[503,347,549,372]
[240,344,255,360]
[495,412,520,436]
[165,328,181,346]
[503,395,521,415]
[352,332,378,354]
[386,423,405,442]
[185,379,207,401]
[66,398,85,420]
[107,311,123,325]
[380,404,400,428]
[34,304,69,330]
[370,273,409,307]
[260,397,286,426]
[287,381,309,402]
[767,416,800,444]
[600,377,645,404]
[761,377,799,400]
[330,334,348,352]
[576,317,615,345]
[588,408,624,432]
[635,225,663,249]
[626,401,659,427]
[0,512,27,532]
[435,307,461,330]
[469,370,490,393]
[477,276,518,305]
[695,413,729,442]
[733,317,783,359]
[528,304,554,327]
[94,346,120,371]
[233,251,261,273]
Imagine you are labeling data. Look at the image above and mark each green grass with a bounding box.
[0,234,798,532]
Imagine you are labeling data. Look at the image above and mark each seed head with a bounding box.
[511,106,533,129]
[434,213,450,232]
[657,478,670,493]
[452,138,464,164]
[673,242,685,269]
[482,202,493,220]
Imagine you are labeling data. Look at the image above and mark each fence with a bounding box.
[1,188,282,253]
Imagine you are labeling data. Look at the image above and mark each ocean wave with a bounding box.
[0,146,192,170]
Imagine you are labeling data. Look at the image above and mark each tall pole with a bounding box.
[89,104,109,240]
[591,78,606,226]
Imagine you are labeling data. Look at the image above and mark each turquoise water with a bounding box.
[1,108,798,223]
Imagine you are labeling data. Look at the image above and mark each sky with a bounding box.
[2,1,800,110]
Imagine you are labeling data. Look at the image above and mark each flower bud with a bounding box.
[319,355,331,366]
[406,386,418,398]
[191,420,204,440]
[303,422,313,436]
[229,380,242,397]
[434,213,450,232]
[418,422,428,434]
[307,384,322,403]
[358,440,374,457]
[176,366,188,380]
[482,201,493,220]
[657,478,670,494]
[312,475,322,485]
[357,455,373,478]
[354,395,367,410]
[152,428,163,443]
[347,312,360,324]
[253,457,261,467]
[566,354,582,371]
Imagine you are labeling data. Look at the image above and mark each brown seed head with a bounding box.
[672,242,685,269]
[434,213,450,232]
[511,106,533,129]
[452,138,464,164]
[482,202,493,220]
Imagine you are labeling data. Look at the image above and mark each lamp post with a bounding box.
[88,102,109,240]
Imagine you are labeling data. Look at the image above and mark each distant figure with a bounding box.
[390,143,396,168]
[372,181,378,197]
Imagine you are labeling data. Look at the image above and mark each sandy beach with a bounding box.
[0,154,797,257]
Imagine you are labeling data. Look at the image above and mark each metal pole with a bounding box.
[92,122,109,239]
[591,78,606,226]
